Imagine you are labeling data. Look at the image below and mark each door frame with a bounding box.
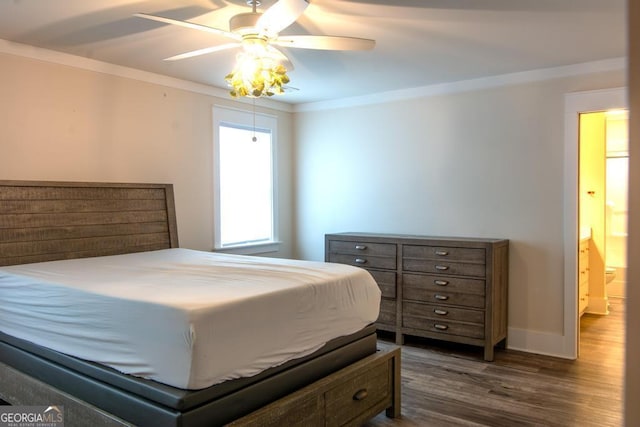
[563,87,627,358]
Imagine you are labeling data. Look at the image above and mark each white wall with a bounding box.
[0,41,632,363]
[293,70,625,353]
[0,52,295,257]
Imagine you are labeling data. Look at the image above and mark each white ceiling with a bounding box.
[0,0,626,104]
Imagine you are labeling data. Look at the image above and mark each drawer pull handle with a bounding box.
[435,250,449,256]
[353,389,369,401]
[434,294,449,301]
[434,324,449,331]
[355,258,367,264]
[434,280,449,286]
[434,309,448,315]
[355,245,367,250]
[435,265,449,271]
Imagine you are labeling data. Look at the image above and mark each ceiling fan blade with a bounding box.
[265,45,295,70]
[272,35,375,51]
[257,0,309,35]
[134,13,241,41]
[164,43,240,61]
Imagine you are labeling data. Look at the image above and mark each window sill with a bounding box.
[214,241,281,255]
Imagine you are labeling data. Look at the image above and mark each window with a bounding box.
[213,106,278,253]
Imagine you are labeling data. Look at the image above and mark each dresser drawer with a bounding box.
[368,270,396,299]
[403,301,485,324]
[403,245,485,263]
[404,290,484,308]
[402,258,485,277]
[403,273,485,295]
[377,298,396,327]
[329,240,397,257]
[329,253,396,270]
[325,357,391,426]
[403,314,485,339]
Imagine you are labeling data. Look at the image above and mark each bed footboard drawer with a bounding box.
[325,356,392,426]
[229,346,401,427]
[229,393,324,427]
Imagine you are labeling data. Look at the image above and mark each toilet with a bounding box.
[606,266,617,284]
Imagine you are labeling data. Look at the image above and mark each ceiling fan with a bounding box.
[134,0,375,98]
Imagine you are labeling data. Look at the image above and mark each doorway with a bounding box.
[563,87,627,358]
[578,110,629,354]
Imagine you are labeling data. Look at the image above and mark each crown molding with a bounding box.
[1,39,625,114]
[0,39,294,113]
[294,57,627,112]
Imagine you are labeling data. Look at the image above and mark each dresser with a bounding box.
[325,233,509,361]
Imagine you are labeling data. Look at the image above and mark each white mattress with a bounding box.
[0,248,380,389]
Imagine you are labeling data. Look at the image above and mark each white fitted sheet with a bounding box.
[0,248,381,389]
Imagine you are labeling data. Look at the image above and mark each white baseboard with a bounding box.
[507,327,575,359]
[586,296,610,315]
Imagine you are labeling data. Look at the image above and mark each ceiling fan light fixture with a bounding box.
[225,47,290,98]
[135,0,373,99]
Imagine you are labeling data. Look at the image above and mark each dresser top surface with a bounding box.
[326,232,508,246]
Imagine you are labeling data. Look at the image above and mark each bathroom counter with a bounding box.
[580,227,592,242]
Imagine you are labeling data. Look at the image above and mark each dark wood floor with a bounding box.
[366,298,625,427]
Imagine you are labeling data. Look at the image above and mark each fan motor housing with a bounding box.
[230,12,262,34]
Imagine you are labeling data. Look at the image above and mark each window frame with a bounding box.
[212,105,279,254]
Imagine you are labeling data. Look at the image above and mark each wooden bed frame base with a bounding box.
[0,361,133,426]
[0,347,401,427]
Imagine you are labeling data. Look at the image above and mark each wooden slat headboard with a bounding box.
[0,181,179,266]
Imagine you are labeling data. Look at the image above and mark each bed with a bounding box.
[0,180,401,426]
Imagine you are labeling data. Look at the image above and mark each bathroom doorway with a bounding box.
[577,108,628,353]
[564,87,627,359]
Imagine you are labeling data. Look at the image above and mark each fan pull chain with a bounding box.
[252,99,257,142]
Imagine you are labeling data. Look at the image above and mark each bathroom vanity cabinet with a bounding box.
[325,233,509,361]
[579,238,590,315]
